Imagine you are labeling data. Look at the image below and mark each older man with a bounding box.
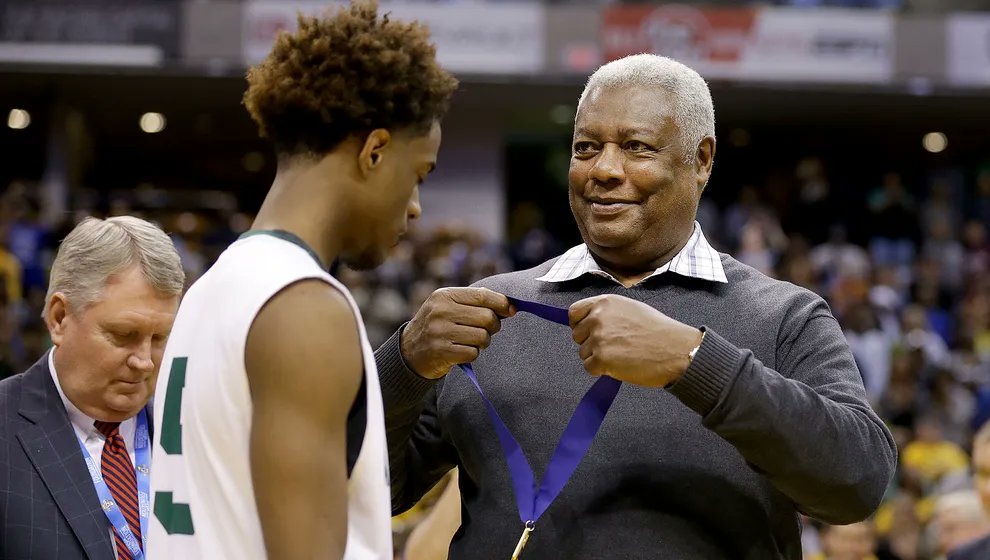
[949,423,990,559]
[377,54,896,559]
[0,216,184,560]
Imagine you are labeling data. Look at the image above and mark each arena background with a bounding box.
[1,1,989,558]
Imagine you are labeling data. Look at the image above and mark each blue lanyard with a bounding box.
[458,298,622,545]
[77,408,151,560]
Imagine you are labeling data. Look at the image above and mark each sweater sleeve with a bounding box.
[667,295,897,524]
[375,326,460,514]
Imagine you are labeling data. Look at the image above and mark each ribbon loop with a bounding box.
[459,296,621,533]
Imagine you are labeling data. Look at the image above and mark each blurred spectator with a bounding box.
[723,185,769,247]
[961,221,990,287]
[929,370,978,448]
[695,197,723,249]
[0,239,22,307]
[815,521,880,560]
[812,224,872,294]
[902,419,970,492]
[932,491,990,558]
[774,234,817,286]
[726,187,789,275]
[1,185,51,298]
[876,492,924,560]
[920,222,966,296]
[946,423,990,558]
[902,304,952,372]
[790,157,835,245]
[868,172,920,270]
[735,219,777,276]
[844,304,895,404]
[507,202,561,271]
[920,180,960,241]
[970,170,990,228]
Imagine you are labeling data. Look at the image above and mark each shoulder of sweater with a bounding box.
[719,253,831,318]
[469,257,558,292]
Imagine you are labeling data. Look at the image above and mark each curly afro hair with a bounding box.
[243,0,458,158]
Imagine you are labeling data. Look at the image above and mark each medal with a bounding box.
[510,521,535,560]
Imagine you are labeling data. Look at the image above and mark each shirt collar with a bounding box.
[536,222,728,285]
[49,348,102,440]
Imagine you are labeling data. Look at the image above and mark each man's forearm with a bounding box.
[375,327,449,512]
[669,325,896,524]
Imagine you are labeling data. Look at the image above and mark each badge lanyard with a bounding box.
[78,408,151,560]
[458,297,622,559]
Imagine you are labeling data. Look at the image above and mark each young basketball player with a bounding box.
[148,2,457,558]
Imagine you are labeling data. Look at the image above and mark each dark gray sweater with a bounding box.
[376,254,896,560]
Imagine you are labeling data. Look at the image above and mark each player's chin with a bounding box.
[342,248,388,271]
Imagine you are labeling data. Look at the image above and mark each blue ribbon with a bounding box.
[78,408,151,560]
[458,297,622,527]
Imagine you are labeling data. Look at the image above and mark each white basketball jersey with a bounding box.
[148,231,393,559]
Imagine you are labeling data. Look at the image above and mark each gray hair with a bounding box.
[44,216,185,316]
[577,54,715,163]
[935,490,988,523]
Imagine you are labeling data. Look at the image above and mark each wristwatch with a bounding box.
[687,328,706,365]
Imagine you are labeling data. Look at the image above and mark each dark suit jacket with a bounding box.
[0,352,115,560]
[949,533,990,560]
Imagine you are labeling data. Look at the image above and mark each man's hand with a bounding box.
[401,288,516,379]
[568,295,703,388]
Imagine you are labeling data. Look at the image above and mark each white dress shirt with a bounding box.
[50,349,141,559]
[49,349,137,468]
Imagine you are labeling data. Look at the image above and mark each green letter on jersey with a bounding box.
[154,492,194,535]
[154,357,195,534]
[160,357,187,453]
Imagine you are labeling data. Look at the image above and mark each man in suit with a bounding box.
[0,216,184,560]
[950,422,990,559]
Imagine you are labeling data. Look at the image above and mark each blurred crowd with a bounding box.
[1,156,988,560]
[696,159,990,560]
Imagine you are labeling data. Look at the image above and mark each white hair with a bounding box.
[936,490,988,523]
[44,216,185,317]
[577,54,715,163]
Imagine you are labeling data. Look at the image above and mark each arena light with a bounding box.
[7,109,30,130]
[922,132,947,153]
[139,112,166,134]
[176,212,198,234]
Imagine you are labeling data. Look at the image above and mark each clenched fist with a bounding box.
[568,294,704,388]
[400,288,516,380]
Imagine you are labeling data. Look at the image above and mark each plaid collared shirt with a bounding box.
[536,222,728,285]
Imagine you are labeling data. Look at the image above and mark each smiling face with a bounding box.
[568,84,714,274]
[47,265,179,422]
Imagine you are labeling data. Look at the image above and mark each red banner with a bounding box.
[602,4,757,66]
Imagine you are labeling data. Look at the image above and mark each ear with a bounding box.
[357,129,392,177]
[695,136,716,192]
[45,293,70,347]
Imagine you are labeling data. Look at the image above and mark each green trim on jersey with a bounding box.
[238,229,325,269]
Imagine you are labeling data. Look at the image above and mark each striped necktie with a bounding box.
[94,421,142,559]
